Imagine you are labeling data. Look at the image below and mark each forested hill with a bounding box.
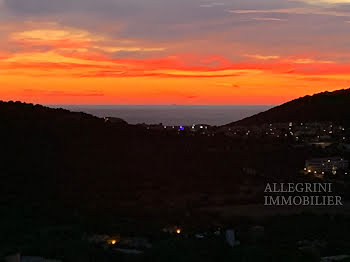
[227,88,350,126]
[0,100,311,220]
[0,101,256,216]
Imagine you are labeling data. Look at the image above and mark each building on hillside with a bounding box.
[305,157,349,174]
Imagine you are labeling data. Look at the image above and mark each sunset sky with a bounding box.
[1,0,350,104]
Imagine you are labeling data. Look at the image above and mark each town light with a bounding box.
[176,229,181,234]
[110,240,117,245]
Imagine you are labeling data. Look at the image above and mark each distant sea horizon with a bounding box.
[48,105,275,126]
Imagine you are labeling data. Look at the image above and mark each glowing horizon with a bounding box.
[1,0,350,105]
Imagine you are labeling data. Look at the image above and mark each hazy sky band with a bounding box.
[0,0,350,104]
[51,105,274,125]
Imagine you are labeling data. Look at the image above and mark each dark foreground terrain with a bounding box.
[1,89,350,261]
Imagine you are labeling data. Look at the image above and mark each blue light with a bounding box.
[179,126,185,131]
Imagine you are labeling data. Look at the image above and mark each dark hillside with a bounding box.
[228,88,350,126]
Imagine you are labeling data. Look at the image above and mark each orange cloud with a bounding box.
[244,54,280,60]
[1,21,350,105]
[23,89,104,97]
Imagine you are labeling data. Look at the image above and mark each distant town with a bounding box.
[116,119,349,178]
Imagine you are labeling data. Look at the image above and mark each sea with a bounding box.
[49,105,274,126]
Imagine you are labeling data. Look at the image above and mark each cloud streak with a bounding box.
[1,0,350,104]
